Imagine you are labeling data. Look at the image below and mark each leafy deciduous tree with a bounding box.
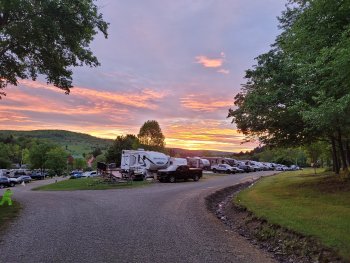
[106,134,139,166]
[28,142,54,172]
[0,0,108,97]
[45,147,67,176]
[138,120,165,151]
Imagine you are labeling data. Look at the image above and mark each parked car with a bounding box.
[5,176,18,187]
[70,171,83,179]
[231,166,245,173]
[30,171,45,180]
[211,164,237,174]
[17,176,32,183]
[275,165,289,171]
[0,177,11,188]
[81,171,98,178]
[157,165,202,183]
[236,162,253,173]
[11,170,27,178]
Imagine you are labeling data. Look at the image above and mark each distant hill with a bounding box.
[0,130,113,158]
[0,130,235,158]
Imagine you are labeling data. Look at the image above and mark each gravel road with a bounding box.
[0,172,277,263]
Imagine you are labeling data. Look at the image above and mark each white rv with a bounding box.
[187,157,211,170]
[121,149,170,179]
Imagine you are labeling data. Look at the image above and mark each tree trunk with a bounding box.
[346,140,350,166]
[337,129,349,179]
[331,137,340,174]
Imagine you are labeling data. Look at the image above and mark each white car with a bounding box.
[275,165,288,171]
[211,164,237,174]
[81,171,98,178]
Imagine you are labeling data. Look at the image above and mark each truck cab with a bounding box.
[157,165,202,183]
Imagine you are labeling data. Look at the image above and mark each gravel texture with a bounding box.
[0,172,277,263]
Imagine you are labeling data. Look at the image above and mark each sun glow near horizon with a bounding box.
[0,0,284,153]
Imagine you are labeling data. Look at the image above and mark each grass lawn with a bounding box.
[235,168,350,260]
[33,178,150,191]
[0,199,21,233]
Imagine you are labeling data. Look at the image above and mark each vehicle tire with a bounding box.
[212,169,217,173]
[226,170,231,174]
[193,175,199,182]
[168,176,176,183]
[10,182,15,187]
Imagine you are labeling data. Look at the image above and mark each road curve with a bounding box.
[0,172,277,263]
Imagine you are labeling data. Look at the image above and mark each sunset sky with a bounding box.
[1,0,285,152]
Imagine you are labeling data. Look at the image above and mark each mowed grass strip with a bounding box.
[0,200,21,233]
[33,178,149,191]
[236,168,350,260]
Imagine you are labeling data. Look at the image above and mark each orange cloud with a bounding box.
[180,94,232,112]
[0,80,254,152]
[163,119,258,152]
[18,80,167,110]
[195,55,224,68]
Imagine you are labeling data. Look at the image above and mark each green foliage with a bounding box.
[34,178,148,191]
[45,148,67,176]
[28,142,55,170]
[106,134,139,166]
[0,0,108,97]
[255,147,307,167]
[304,141,331,167]
[0,130,113,157]
[90,147,102,158]
[229,0,350,175]
[92,154,106,170]
[22,148,30,165]
[0,200,20,233]
[229,0,350,143]
[74,158,86,170]
[0,142,11,168]
[236,169,350,260]
[138,120,165,151]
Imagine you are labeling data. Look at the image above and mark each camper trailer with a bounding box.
[121,149,170,179]
[186,157,210,170]
[205,157,238,167]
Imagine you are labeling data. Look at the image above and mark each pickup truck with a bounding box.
[157,165,202,183]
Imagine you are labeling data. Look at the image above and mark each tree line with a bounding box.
[0,135,98,175]
[106,120,165,166]
[0,120,165,172]
[228,0,350,178]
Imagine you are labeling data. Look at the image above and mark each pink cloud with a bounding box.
[195,55,224,68]
[18,80,167,110]
[180,94,232,112]
[217,69,230,74]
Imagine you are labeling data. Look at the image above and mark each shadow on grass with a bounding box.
[289,172,350,193]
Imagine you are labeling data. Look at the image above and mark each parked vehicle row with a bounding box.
[0,175,32,188]
[69,170,98,179]
[210,159,301,174]
[0,169,47,180]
